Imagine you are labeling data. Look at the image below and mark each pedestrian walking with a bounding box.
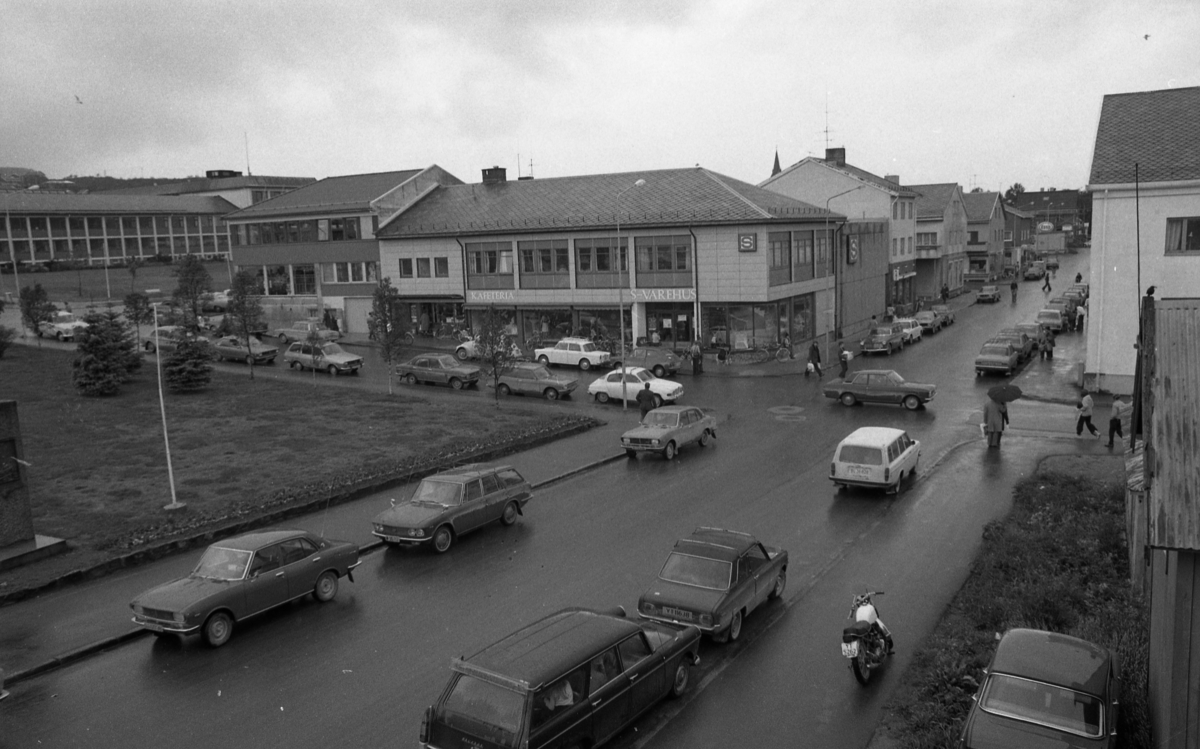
[940,284,950,304]
[1076,390,1100,438]
[1038,328,1056,360]
[807,340,823,378]
[635,382,656,420]
[689,340,703,376]
[838,343,850,379]
[1075,272,1083,284]
[983,398,1009,448]
[1042,275,1052,293]
[1075,305,1086,332]
[1107,395,1131,448]
[1010,279,1018,303]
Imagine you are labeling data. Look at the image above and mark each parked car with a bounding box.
[1044,255,1061,270]
[621,405,716,460]
[1036,308,1065,332]
[975,342,1020,377]
[588,366,683,406]
[991,330,1034,361]
[37,311,88,341]
[859,323,906,355]
[129,530,360,647]
[976,285,1001,303]
[930,304,955,325]
[823,369,936,410]
[1063,289,1087,307]
[371,464,532,553]
[419,607,700,749]
[396,353,480,389]
[958,628,1119,749]
[144,325,208,353]
[637,527,787,643]
[1049,296,1079,318]
[894,318,924,344]
[617,346,682,377]
[1014,322,1043,341]
[830,426,920,494]
[202,289,232,313]
[213,335,278,365]
[492,362,577,400]
[534,336,612,370]
[1023,263,1047,280]
[284,341,363,375]
[914,310,944,334]
[1069,282,1090,301]
[274,320,340,344]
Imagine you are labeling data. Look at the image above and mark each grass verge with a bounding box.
[875,460,1149,748]
[1,346,598,597]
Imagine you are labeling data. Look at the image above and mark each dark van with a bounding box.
[420,607,701,749]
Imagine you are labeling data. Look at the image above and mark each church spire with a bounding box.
[771,149,782,176]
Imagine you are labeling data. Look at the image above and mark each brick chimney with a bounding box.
[482,166,507,185]
[824,148,846,166]
[885,175,900,185]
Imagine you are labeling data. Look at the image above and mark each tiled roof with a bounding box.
[1089,86,1200,184]
[962,191,1001,222]
[227,169,425,219]
[910,183,960,219]
[761,157,918,197]
[1013,190,1085,213]
[0,192,239,215]
[99,175,316,197]
[378,167,836,238]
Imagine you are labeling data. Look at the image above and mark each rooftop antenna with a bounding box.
[244,131,252,176]
[528,157,534,178]
[824,92,832,149]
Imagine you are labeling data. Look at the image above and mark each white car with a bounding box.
[534,337,611,370]
[37,311,88,341]
[893,318,923,344]
[283,341,363,375]
[830,426,920,495]
[587,366,683,407]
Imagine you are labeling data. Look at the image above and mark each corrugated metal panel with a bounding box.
[1149,298,1200,549]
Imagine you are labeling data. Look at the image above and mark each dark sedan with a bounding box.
[638,527,787,643]
[396,354,481,389]
[492,362,577,400]
[129,530,360,647]
[823,369,936,410]
[213,335,278,365]
[959,628,1119,748]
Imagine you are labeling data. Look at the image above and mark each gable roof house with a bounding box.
[99,170,316,210]
[910,183,969,300]
[1085,85,1200,395]
[225,166,463,334]
[759,147,920,321]
[962,191,1007,281]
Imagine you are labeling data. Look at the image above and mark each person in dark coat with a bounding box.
[838,343,850,379]
[689,340,703,375]
[983,398,1009,448]
[635,383,656,420]
[807,341,823,378]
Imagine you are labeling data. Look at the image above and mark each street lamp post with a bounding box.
[825,186,864,363]
[151,302,185,512]
[617,179,645,410]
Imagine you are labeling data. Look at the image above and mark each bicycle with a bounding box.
[722,340,792,365]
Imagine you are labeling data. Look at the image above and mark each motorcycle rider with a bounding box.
[852,593,895,655]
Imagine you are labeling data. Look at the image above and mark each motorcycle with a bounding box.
[841,591,893,685]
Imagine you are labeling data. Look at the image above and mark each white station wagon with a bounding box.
[830,426,920,495]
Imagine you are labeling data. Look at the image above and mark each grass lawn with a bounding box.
[1,261,233,306]
[1,345,592,594]
[875,455,1149,748]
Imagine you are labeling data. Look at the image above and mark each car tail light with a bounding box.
[884,468,890,482]
[830,462,836,476]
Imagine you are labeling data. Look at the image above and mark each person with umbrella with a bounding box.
[984,385,1020,448]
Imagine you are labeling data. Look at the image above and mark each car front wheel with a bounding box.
[652,395,663,408]
[669,663,690,698]
[578,358,591,371]
[595,392,609,404]
[404,373,418,385]
[543,388,559,401]
[313,571,339,602]
[455,348,470,361]
[432,526,454,553]
[699,429,711,447]
[653,365,666,377]
[902,395,921,411]
[840,393,857,407]
[278,334,289,343]
[500,502,519,526]
[203,612,233,648]
[498,383,512,396]
[663,441,677,460]
[449,378,463,390]
[537,355,550,366]
[769,570,787,600]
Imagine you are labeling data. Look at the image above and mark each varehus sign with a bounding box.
[631,289,698,302]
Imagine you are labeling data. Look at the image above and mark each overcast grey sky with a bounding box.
[3,0,1197,192]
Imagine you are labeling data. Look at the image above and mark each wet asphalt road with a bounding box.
[1,254,1102,748]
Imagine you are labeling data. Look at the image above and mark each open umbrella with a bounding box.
[987,384,1023,403]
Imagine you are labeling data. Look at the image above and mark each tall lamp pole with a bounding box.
[825,186,864,361]
[151,303,185,512]
[617,179,645,411]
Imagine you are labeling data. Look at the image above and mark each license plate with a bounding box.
[841,641,859,657]
[143,622,164,633]
[847,466,870,477]
[661,607,692,620]
[383,535,402,543]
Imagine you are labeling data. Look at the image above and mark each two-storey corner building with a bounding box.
[224,166,463,334]
[910,183,968,300]
[1085,85,1200,395]
[962,191,1007,281]
[758,148,919,320]
[1,192,238,269]
[1013,189,1092,247]
[97,170,317,210]
[375,166,846,354]
[1003,203,1035,272]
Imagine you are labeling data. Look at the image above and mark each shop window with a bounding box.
[435,257,449,277]
[399,258,414,278]
[417,258,431,278]
[294,265,316,294]
[267,265,290,295]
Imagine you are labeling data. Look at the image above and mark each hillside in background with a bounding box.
[0,168,197,193]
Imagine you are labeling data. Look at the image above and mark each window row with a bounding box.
[767,229,834,285]
[1,214,221,238]
[234,261,379,296]
[916,232,937,246]
[399,257,450,278]
[891,200,914,220]
[230,217,364,246]
[3,235,229,262]
[891,237,914,258]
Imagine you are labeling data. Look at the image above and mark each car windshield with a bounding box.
[580,342,598,352]
[1038,312,1060,320]
[659,552,732,590]
[871,328,892,336]
[319,344,347,356]
[981,345,1010,356]
[192,546,252,580]
[634,370,654,383]
[916,312,933,321]
[412,479,462,506]
[887,372,905,384]
[642,412,680,428]
[440,674,525,741]
[838,445,883,466]
[979,673,1103,738]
